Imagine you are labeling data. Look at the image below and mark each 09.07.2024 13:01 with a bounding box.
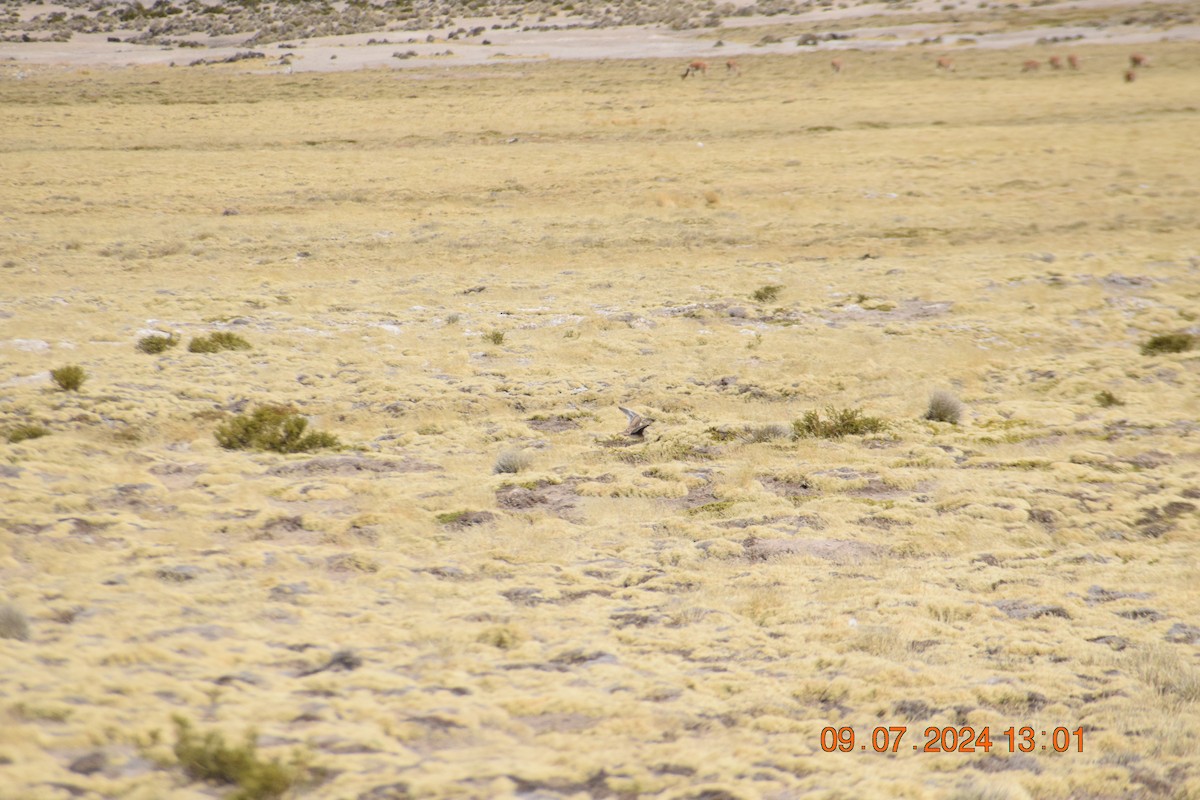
[819,725,1085,753]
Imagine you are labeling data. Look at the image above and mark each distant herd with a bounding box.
[681,51,1153,82]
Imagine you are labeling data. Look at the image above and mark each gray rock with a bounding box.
[155,565,201,582]
[1165,623,1200,644]
[68,752,106,775]
[995,600,1070,620]
[270,582,314,602]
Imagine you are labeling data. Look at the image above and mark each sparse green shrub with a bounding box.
[705,426,741,442]
[138,333,179,354]
[50,365,86,392]
[485,330,505,345]
[793,406,888,439]
[477,625,524,650]
[172,715,308,800]
[1140,333,1194,356]
[214,406,339,454]
[1095,390,1125,408]
[5,424,49,444]
[189,331,252,353]
[0,603,30,641]
[751,284,783,303]
[924,390,963,424]
[493,449,532,474]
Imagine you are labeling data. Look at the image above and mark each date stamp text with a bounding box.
[820,726,1084,753]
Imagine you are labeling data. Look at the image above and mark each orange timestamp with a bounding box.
[819,726,1084,754]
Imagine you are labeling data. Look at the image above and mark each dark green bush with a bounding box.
[138,333,179,354]
[173,716,306,800]
[751,284,783,303]
[1095,390,1125,408]
[214,407,339,454]
[189,331,252,353]
[1140,333,1194,356]
[50,365,86,392]
[793,406,888,439]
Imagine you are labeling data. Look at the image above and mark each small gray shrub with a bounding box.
[0,603,30,641]
[742,423,792,443]
[493,449,532,474]
[924,390,963,424]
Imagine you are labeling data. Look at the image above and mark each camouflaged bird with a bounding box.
[618,406,654,438]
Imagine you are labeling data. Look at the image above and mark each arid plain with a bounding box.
[2,12,1200,800]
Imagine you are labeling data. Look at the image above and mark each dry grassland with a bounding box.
[1,43,1199,800]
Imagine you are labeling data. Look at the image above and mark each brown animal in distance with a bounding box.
[935,57,955,72]
[1048,55,1062,70]
[682,60,709,79]
[725,59,741,76]
[1022,59,1040,72]
[830,58,843,73]
[1130,53,1149,68]
[1067,54,1079,70]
